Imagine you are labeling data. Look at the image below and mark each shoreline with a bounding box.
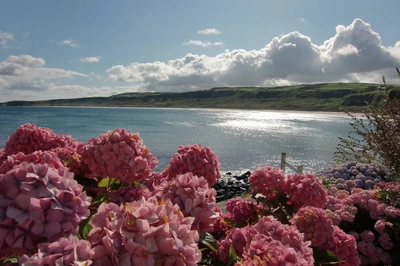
[0,105,365,117]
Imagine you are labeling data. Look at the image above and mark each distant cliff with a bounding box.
[2,83,400,112]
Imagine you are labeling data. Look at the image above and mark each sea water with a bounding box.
[0,106,354,173]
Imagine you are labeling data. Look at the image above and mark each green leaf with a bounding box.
[2,255,19,264]
[98,177,110,188]
[227,245,240,266]
[199,232,218,252]
[78,217,93,240]
[313,247,341,265]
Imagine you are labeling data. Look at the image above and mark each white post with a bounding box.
[297,165,304,174]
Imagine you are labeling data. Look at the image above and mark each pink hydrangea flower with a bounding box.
[108,183,151,205]
[4,124,82,156]
[80,128,158,184]
[0,149,7,166]
[0,162,91,257]
[378,232,394,250]
[211,212,233,238]
[351,188,376,209]
[320,226,360,266]
[0,151,67,174]
[219,216,314,265]
[359,230,375,243]
[374,219,392,234]
[225,198,263,226]
[290,206,334,247]
[18,234,110,265]
[248,166,286,199]
[88,196,201,265]
[142,168,170,192]
[357,241,385,265]
[4,124,61,155]
[168,144,221,187]
[237,234,308,266]
[218,227,251,261]
[158,173,219,233]
[285,173,328,209]
[384,206,400,218]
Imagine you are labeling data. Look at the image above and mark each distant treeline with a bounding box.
[2,83,400,112]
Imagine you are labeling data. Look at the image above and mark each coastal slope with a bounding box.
[2,83,400,112]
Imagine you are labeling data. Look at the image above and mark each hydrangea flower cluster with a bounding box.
[285,173,328,209]
[290,206,334,246]
[0,148,7,166]
[0,162,91,257]
[4,123,66,155]
[225,198,264,226]
[80,129,158,184]
[18,234,110,265]
[316,161,388,191]
[348,229,393,265]
[168,144,221,187]
[108,183,152,205]
[248,166,286,199]
[3,124,85,175]
[326,186,400,265]
[156,173,219,234]
[86,196,201,265]
[0,150,66,174]
[218,216,314,265]
[143,168,170,192]
[248,166,328,210]
[320,226,361,266]
[290,206,360,265]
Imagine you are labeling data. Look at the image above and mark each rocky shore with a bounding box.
[213,170,252,202]
[214,162,392,205]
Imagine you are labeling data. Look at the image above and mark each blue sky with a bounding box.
[1,0,400,102]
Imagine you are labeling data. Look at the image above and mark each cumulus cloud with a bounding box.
[0,55,88,101]
[0,31,14,48]
[182,40,224,47]
[57,39,79,48]
[197,28,222,35]
[107,18,400,93]
[3,18,400,102]
[80,56,101,63]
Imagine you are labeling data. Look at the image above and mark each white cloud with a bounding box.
[300,18,306,23]
[107,18,400,93]
[89,72,104,80]
[0,55,88,101]
[182,40,225,47]
[2,18,400,102]
[80,56,101,63]
[0,31,14,48]
[197,28,222,35]
[57,39,79,48]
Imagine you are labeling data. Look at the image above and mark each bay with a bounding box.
[0,106,353,173]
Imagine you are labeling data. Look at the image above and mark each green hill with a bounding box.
[2,83,400,112]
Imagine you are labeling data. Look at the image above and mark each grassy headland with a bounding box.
[2,83,400,112]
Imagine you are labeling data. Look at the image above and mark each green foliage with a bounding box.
[199,233,218,252]
[1,255,19,265]
[227,246,241,265]
[334,71,400,181]
[312,247,341,265]
[3,83,400,112]
[335,97,400,180]
[78,217,93,240]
